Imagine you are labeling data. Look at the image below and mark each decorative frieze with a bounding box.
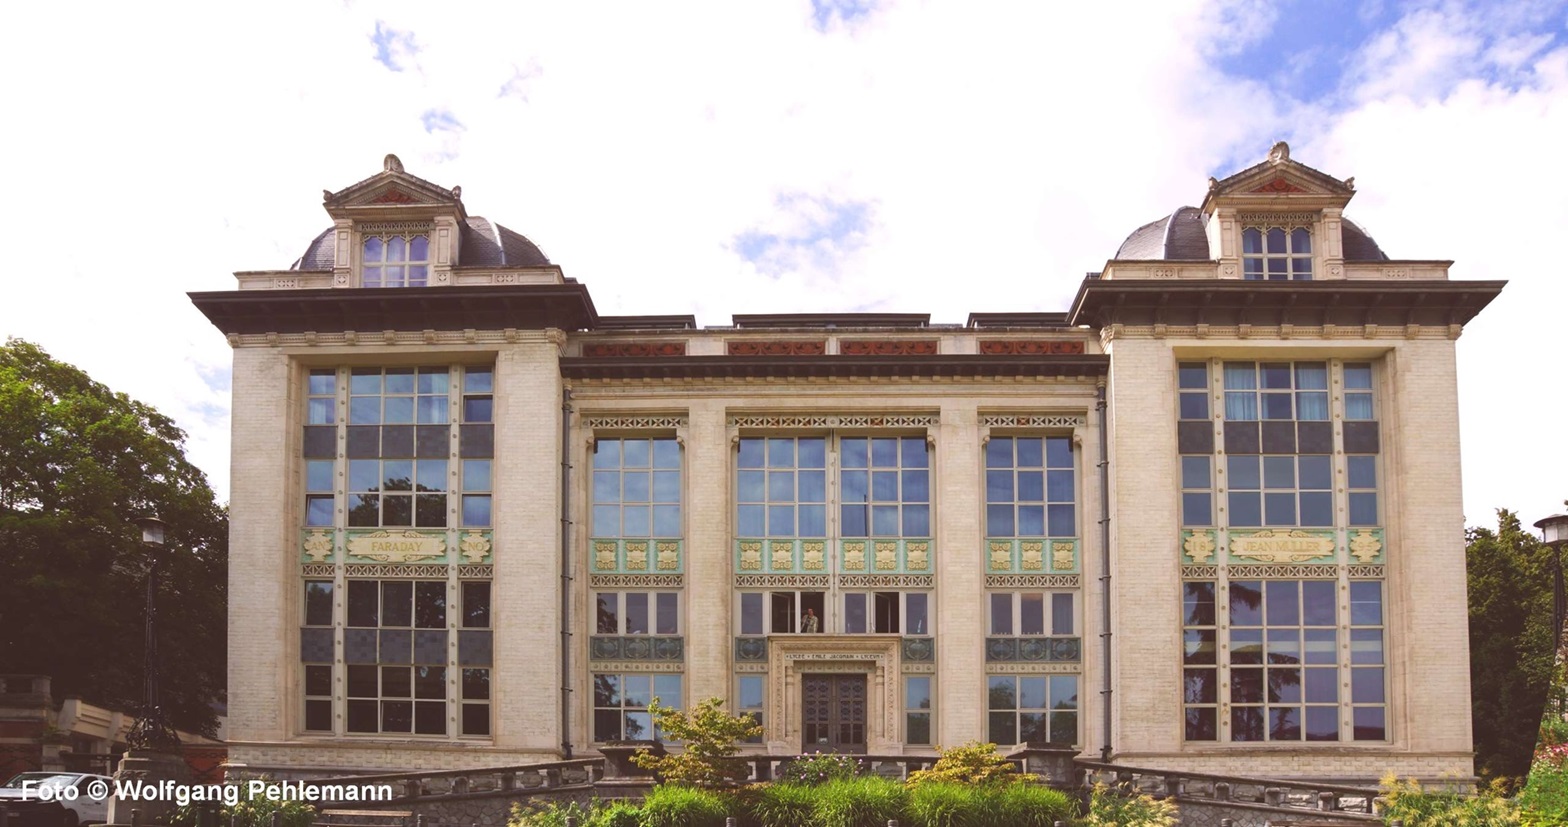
[727,341,826,356]
[984,637,1082,663]
[590,574,683,588]
[589,636,684,662]
[1227,564,1340,579]
[1348,564,1385,579]
[587,661,684,673]
[346,529,448,564]
[302,563,336,577]
[839,539,931,574]
[985,662,1082,675]
[839,340,938,356]
[343,563,449,578]
[978,341,1086,355]
[1228,529,1336,564]
[986,538,1079,574]
[728,414,937,429]
[840,574,935,589]
[978,414,1086,429]
[593,538,682,574]
[581,414,688,431]
[1180,566,1218,580]
[733,574,831,589]
[582,342,687,358]
[985,574,1081,589]
[1237,211,1316,224]
[457,565,493,579]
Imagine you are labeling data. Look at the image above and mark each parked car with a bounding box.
[0,773,114,827]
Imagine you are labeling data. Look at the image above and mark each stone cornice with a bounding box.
[559,354,1109,381]
[190,283,598,336]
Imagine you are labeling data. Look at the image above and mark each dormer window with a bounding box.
[1242,226,1312,280]
[363,233,430,287]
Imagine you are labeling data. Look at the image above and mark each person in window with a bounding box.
[802,607,820,634]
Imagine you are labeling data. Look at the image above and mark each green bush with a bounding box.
[1081,783,1178,827]
[812,776,908,827]
[639,784,730,827]
[905,742,1019,787]
[170,780,315,827]
[508,800,598,827]
[991,781,1078,827]
[777,753,866,786]
[595,801,642,827]
[905,782,990,827]
[1378,775,1519,827]
[744,781,817,827]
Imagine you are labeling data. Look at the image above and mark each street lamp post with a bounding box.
[1537,513,1568,715]
[126,516,180,752]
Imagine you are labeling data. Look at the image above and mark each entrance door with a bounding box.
[801,674,867,754]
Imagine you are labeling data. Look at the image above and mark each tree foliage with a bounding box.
[631,696,762,787]
[905,741,1020,787]
[0,339,227,736]
[1469,508,1558,784]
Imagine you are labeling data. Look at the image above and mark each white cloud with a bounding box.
[0,0,1561,525]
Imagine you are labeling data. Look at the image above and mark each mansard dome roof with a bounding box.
[1113,206,1390,262]
[290,217,551,271]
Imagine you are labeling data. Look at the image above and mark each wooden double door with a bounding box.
[801,674,867,754]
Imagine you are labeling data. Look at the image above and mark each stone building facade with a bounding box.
[193,145,1502,781]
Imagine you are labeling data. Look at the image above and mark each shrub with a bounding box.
[776,753,866,786]
[170,779,315,827]
[1378,775,1519,827]
[1081,783,1178,827]
[632,696,763,787]
[991,781,1078,827]
[745,781,818,827]
[812,776,908,827]
[594,801,642,827]
[906,742,1020,787]
[905,781,990,827]
[508,800,597,827]
[639,784,730,827]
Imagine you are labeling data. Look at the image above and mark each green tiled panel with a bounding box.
[592,538,684,574]
[839,539,934,574]
[985,538,1079,574]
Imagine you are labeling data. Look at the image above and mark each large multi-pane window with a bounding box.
[1241,226,1312,280]
[989,592,1075,636]
[986,675,1078,745]
[1223,362,1328,422]
[842,591,929,634]
[1183,579,1386,742]
[839,437,929,537]
[737,437,826,537]
[593,438,681,538]
[737,591,825,635]
[985,436,1075,537]
[303,366,494,530]
[596,592,680,635]
[592,673,682,742]
[737,675,766,743]
[1227,455,1332,527]
[362,233,430,288]
[905,677,933,745]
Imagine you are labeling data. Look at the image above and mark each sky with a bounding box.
[2,0,1565,530]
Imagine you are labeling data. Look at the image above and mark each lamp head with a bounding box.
[1535,514,1568,547]
[137,516,167,548]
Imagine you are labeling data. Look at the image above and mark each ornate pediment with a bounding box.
[1202,142,1355,211]
[323,154,465,216]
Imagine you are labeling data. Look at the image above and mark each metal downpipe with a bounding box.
[560,387,574,758]
[1097,382,1113,763]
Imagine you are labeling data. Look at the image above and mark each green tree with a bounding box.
[0,339,227,736]
[631,696,762,786]
[1469,508,1557,784]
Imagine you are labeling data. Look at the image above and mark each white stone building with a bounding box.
[193,145,1501,781]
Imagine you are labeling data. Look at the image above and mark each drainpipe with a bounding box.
[1096,382,1113,763]
[560,386,574,758]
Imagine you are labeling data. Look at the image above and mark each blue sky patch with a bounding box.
[734,193,873,277]
[811,0,878,30]
[421,109,464,134]
[370,21,418,72]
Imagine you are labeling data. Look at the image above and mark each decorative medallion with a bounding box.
[739,541,763,571]
[843,541,867,571]
[622,638,652,660]
[595,541,618,571]
[346,530,446,563]
[770,540,794,571]
[1229,529,1336,564]
[1182,529,1217,565]
[459,530,491,564]
[302,530,333,563]
[625,541,649,571]
[874,541,898,571]
[802,541,825,571]
[989,541,1013,571]
[901,637,934,662]
[1020,541,1044,571]
[1349,529,1384,564]
[1050,540,1075,572]
[656,541,680,571]
[734,637,768,662]
[905,541,930,571]
[978,341,1086,355]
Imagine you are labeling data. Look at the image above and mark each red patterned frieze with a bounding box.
[1249,177,1308,194]
[839,340,938,356]
[727,340,827,356]
[583,342,687,357]
[370,188,418,204]
[979,340,1086,355]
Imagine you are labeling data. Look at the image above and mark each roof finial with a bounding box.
[1269,142,1290,164]
[384,154,405,173]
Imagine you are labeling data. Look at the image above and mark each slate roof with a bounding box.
[1113,207,1389,262]
[289,218,551,270]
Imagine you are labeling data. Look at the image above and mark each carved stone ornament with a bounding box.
[989,541,1013,571]
[303,530,333,563]
[843,541,866,571]
[1183,529,1217,564]
[770,540,794,570]
[739,541,763,571]
[874,541,898,571]
[802,542,825,571]
[656,541,680,570]
[1349,529,1384,564]
[346,530,446,563]
[1020,541,1044,571]
[1051,541,1075,571]
[459,530,491,564]
[1229,529,1336,563]
[595,541,618,571]
[625,541,649,571]
[905,542,929,571]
